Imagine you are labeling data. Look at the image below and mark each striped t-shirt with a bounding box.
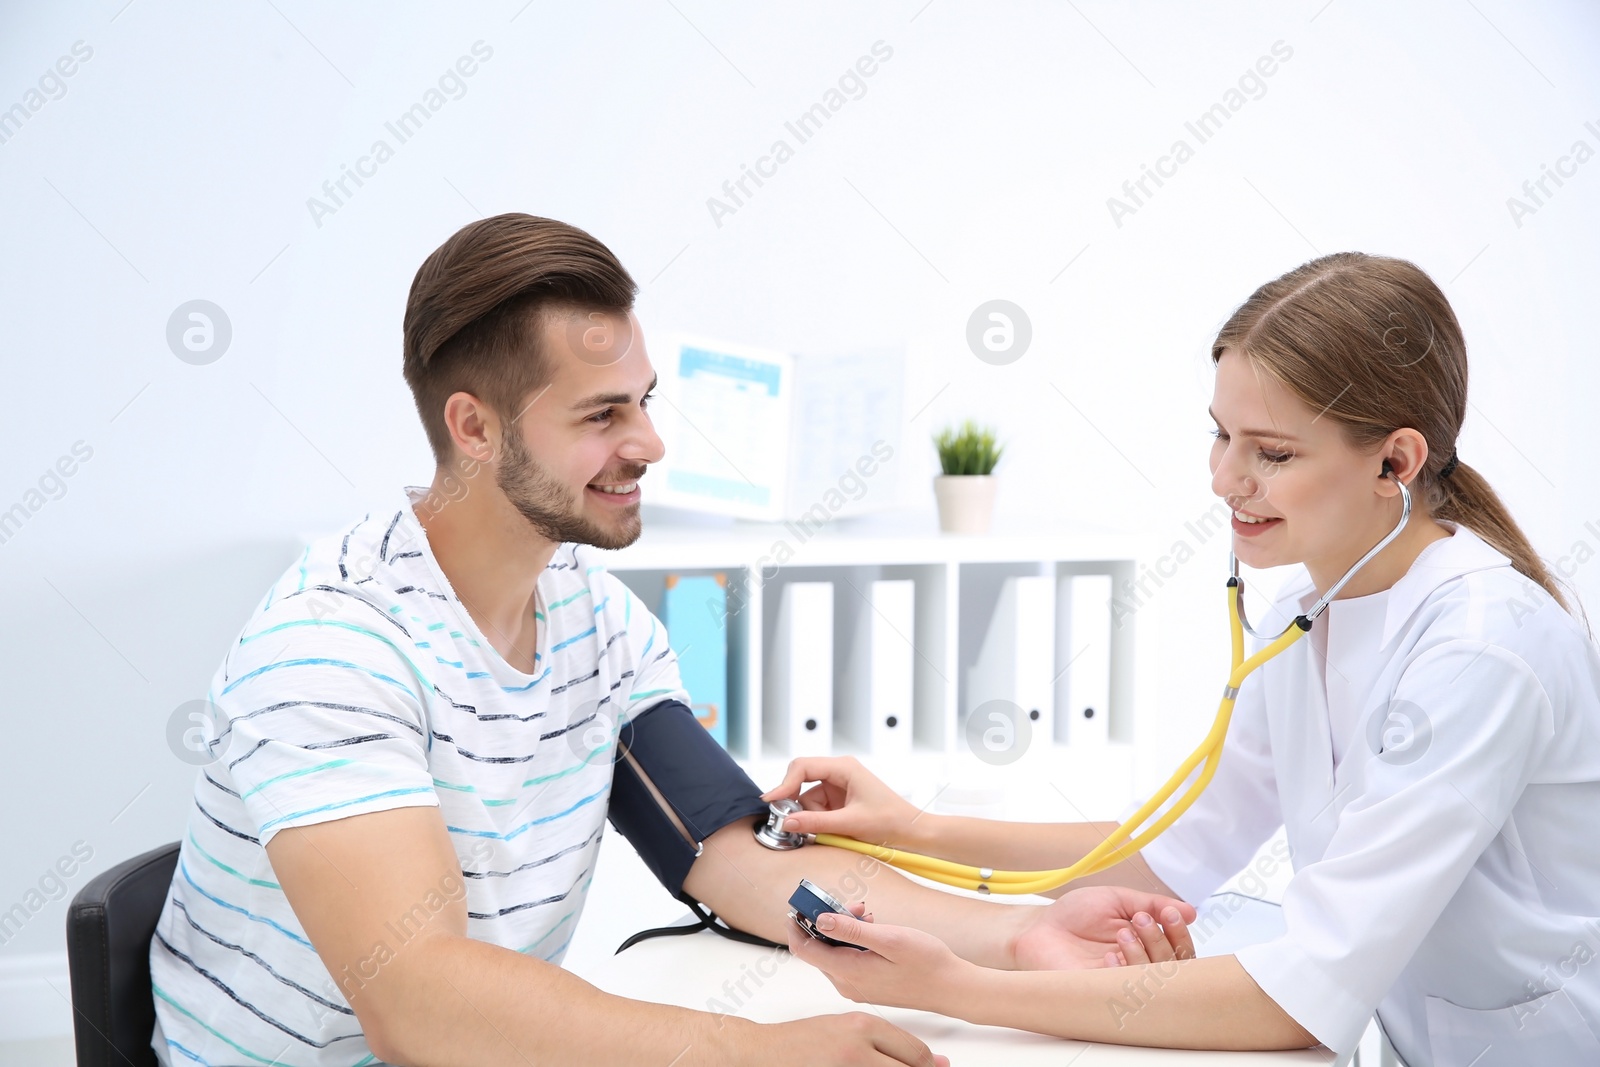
[149,485,687,1067]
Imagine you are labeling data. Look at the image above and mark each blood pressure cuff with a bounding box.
[606,699,769,897]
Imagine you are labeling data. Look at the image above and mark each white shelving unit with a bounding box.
[598,511,1151,822]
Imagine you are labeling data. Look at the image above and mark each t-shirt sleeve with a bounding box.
[1234,640,1553,1056]
[1135,670,1283,904]
[213,595,439,847]
[607,576,691,723]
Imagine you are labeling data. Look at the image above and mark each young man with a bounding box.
[147,213,1195,1066]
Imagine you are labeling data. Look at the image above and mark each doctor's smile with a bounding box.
[1229,508,1281,535]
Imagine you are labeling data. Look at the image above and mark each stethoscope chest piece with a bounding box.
[754,798,808,850]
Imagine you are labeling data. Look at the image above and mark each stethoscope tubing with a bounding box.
[815,475,1415,894]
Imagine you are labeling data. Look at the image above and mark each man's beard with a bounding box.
[495,432,644,551]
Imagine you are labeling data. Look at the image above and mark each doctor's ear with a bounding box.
[1377,429,1429,492]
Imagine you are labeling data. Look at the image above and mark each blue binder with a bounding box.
[661,573,729,748]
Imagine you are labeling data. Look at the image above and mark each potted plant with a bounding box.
[933,420,1003,534]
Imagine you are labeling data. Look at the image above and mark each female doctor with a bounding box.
[765,253,1600,1066]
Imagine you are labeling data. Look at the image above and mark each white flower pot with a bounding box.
[934,474,997,535]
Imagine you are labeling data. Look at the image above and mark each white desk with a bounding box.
[585,933,1336,1065]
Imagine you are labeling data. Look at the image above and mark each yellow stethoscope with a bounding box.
[766,473,1413,894]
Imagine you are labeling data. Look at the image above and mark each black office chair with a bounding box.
[66,841,180,1067]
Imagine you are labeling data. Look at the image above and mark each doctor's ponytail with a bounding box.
[1213,252,1575,616]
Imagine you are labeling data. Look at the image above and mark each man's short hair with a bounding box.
[402,213,637,465]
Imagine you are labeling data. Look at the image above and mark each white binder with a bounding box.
[838,579,915,757]
[764,581,834,757]
[966,574,1055,749]
[1057,573,1112,745]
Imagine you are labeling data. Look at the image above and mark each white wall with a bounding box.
[3,0,1598,1022]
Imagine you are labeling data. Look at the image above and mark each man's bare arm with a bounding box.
[266,806,942,1066]
[682,819,1033,969]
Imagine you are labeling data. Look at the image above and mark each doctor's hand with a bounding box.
[787,901,974,1017]
[761,756,922,848]
[1008,886,1197,971]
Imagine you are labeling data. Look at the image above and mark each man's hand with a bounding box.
[738,1012,949,1067]
[1006,886,1196,970]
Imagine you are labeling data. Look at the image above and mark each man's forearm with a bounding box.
[371,933,754,1066]
[684,820,1029,969]
[902,815,1179,899]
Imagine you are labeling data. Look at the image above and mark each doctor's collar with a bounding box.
[1283,522,1513,649]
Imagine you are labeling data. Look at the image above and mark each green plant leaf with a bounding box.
[932,419,1003,476]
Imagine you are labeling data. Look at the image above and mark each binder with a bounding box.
[837,579,914,757]
[661,573,729,748]
[764,581,834,757]
[966,575,1055,752]
[1057,573,1112,745]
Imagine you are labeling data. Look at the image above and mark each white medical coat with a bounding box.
[1139,523,1600,1066]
